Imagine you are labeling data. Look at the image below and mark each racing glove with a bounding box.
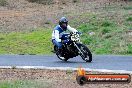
[76,31,82,35]
[62,40,70,44]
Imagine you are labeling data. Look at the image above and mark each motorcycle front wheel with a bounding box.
[78,44,92,62]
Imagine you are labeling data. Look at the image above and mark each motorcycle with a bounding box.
[54,32,92,62]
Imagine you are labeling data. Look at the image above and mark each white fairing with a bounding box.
[71,32,80,42]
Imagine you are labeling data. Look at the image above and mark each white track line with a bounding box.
[0,66,132,74]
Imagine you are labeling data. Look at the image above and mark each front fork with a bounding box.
[73,42,85,58]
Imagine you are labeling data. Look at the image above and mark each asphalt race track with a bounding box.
[0,55,132,73]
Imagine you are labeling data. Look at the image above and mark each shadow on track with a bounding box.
[54,60,93,64]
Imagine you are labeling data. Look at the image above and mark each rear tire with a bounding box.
[56,53,68,61]
[78,44,92,62]
[54,46,69,61]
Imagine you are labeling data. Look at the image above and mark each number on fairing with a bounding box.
[71,33,80,42]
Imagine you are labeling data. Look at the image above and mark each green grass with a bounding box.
[0,19,131,55]
[123,6,132,10]
[0,28,53,55]
[71,1,132,55]
[127,44,132,54]
[0,1,131,55]
[0,0,8,6]
[0,80,52,88]
[126,16,132,21]
[77,13,131,55]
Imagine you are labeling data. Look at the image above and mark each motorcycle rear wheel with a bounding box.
[54,46,69,61]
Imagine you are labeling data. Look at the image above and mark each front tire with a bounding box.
[78,44,92,62]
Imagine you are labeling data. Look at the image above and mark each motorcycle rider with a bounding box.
[52,17,78,58]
